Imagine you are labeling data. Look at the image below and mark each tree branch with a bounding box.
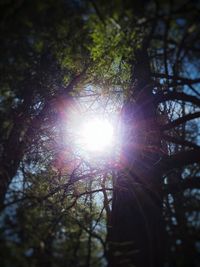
[90,0,105,25]
[164,176,200,194]
[162,134,199,149]
[62,65,89,93]
[152,73,200,85]
[154,91,200,107]
[158,149,200,172]
[161,112,200,131]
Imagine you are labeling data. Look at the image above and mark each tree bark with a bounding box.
[107,48,165,267]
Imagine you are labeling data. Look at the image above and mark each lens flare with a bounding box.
[79,118,114,152]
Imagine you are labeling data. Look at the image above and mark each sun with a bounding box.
[80,118,114,152]
[63,94,119,159]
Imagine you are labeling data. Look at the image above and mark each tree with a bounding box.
[91,1,200,266]
[0,0,90,210]
[0,1,200,267]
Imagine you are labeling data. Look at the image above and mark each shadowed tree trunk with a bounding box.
[107,47,165,267]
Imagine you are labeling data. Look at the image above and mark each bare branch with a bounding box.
[154,91,200,107]
[162,134,200,149]
[161,112,200,131]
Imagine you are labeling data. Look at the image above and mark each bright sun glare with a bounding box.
[64,92,119,159]
[80,118,114,152]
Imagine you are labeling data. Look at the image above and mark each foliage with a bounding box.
[0,0,200,267]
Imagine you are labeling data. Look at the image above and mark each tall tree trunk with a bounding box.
[107,48,165,267]
[0,125,25,211]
